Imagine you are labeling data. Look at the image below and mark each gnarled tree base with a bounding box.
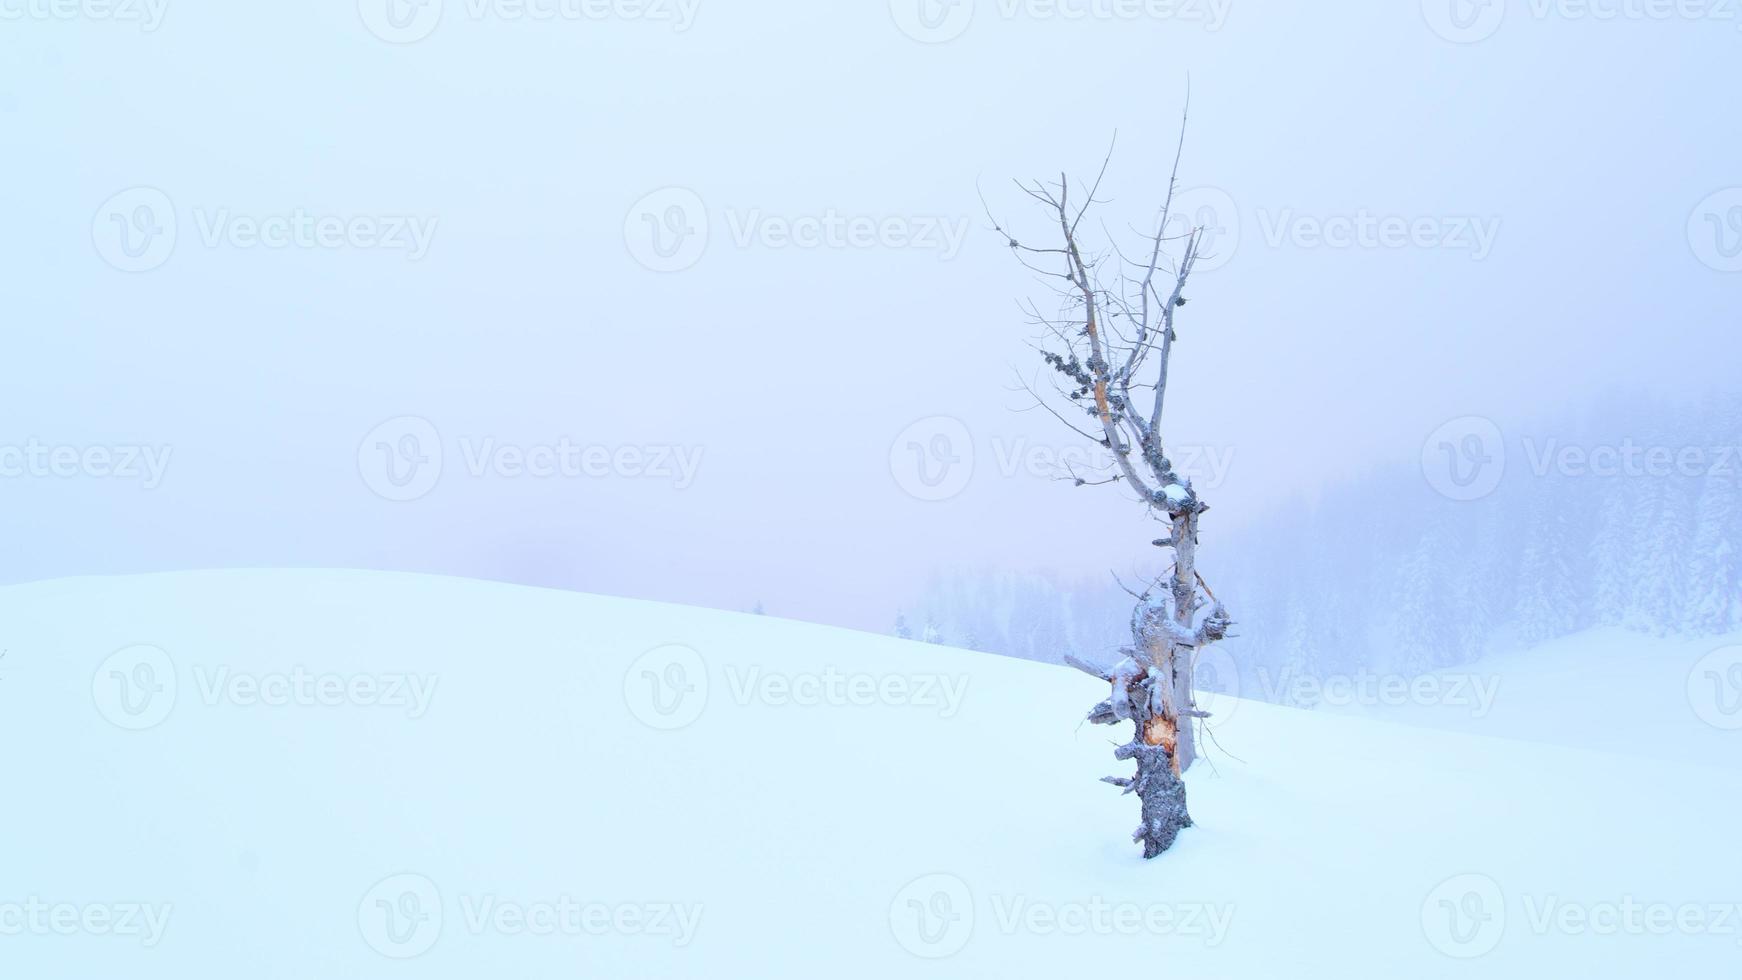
[1139,746,1193,858]
[1082,652,1198,859]
[1120,742,1192,858]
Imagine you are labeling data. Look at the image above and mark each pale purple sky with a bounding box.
[3,1,1738,629]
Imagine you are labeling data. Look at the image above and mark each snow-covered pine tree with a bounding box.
[1390,527,1449,675]
[893,612,913,640]
[1514,484,1581,645]
[1589,486,1633,627]
[1634,476,1694,636]
[1277,585,1320,707]
[1021,579,1071,664]
[1447,504,1505,663]
[1686,461,1741,635]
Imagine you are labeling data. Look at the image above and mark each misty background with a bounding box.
[3,1,1738,643]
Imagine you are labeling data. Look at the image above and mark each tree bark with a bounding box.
[1107,640,1194,858]
[1168,510,1200,773]
[1126,743,1192,859]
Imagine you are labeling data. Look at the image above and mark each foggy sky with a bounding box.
[3,0,1738,630]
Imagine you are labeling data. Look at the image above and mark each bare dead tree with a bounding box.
[989,119,1233,859]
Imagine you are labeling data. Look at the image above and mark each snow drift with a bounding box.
[1,569,1736,978]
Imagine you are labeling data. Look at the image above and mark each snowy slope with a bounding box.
[1,570,1737,978]
[1292,626,1742,772]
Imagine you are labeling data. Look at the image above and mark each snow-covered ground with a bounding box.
[1288,626,1742,772]
[2,570,1737,977]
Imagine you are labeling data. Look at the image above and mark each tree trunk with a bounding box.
[1121,509,1216,856]
[1168,510,1200,772]
[1123,741,1192,858]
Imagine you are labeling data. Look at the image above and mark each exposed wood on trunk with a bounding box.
[1143,714,1179,769]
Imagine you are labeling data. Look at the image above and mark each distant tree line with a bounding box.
[901,393,1742,703]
